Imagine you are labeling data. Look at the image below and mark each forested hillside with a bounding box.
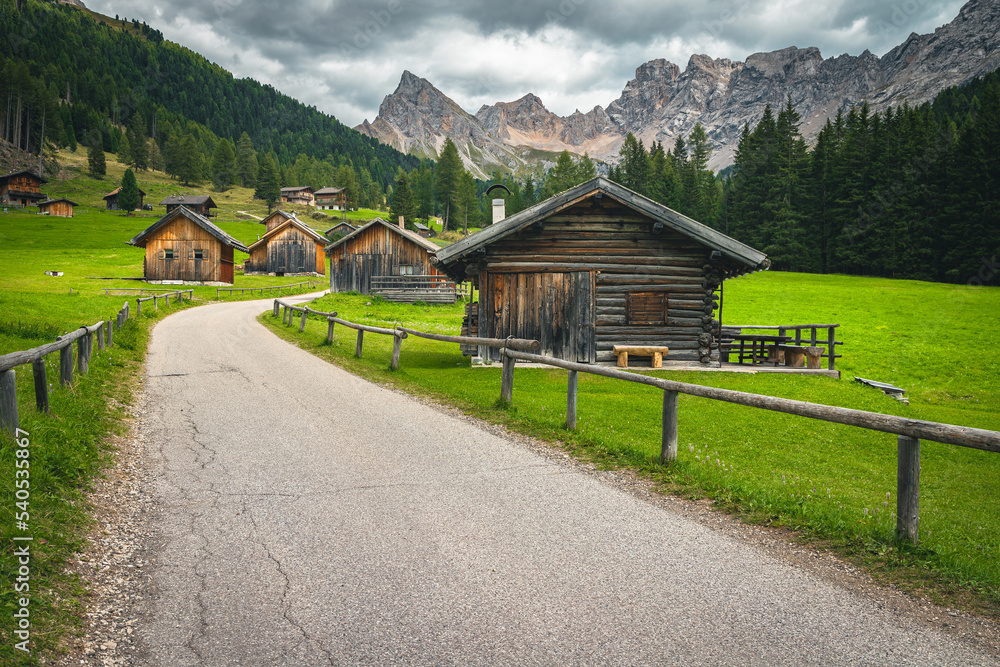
[0,0,419,199]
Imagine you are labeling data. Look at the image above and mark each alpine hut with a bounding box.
[326,218,444,294]
[260,209,296,232]
[432,177,769,366]
[0,170,47,208]
[159,194,218,217]
[38,198,77,217]
[128,206,248,284]
[104,186,146,211]
[245,214,326,276]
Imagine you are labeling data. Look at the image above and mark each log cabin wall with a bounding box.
[42,201,73,217]
[143,214,227,283]
[328,223,440,293]
[477,198,720,365]
[246,225,325,275]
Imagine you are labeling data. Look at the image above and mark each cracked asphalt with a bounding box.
[135,296,999,666]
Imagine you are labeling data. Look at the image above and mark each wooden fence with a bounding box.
[0,301,131,433]
[217,281,318,299]
[722,324,842,371]
[272,297,1000,545]
[369,275,457,304]
[135,290,193,316]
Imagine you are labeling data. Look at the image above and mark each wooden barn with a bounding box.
[38,198,77,217]
[159,194,217,217]
[245,215,326,276]
[326,218,443,294]
[104,186,146,211]
[0,170,47,208]
[432,177,769,366]
[128,206,249,285]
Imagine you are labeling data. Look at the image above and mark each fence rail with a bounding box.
[217,281,317,299]
[136,290,193,316]
[1,302,131,432]
[369,275,457,304]
[103,287,181,296]
[272,297,1000,545]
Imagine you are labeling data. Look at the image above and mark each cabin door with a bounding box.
[486,271,595,363]
[271,240,311,275]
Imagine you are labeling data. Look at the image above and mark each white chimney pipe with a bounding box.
[398,215,405,229]
[492,198,506,225]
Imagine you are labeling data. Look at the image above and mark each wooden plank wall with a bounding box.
[143,215,226,283]
[329,224,439,293]
[246,226,324,275]
[479,198,720,365]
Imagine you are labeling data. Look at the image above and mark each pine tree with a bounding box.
[118,168,140,215]
[617,133,649,194]
[117,132,131,165]
[235,132,258,188]
[388,170,415,227]
[87,129,106,178]
[255,154,281,212]
[210,138,237,191]
[176,134,205,185]
[434,138,463,231]
[126,114,148,171]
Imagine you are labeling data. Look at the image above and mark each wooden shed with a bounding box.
[38,198,77,217]
[432,177,769,366]
[159,194,217,217]
[0,170,47,208]
[245,216,326,276]
[104,186,146,211]
[128,206,249,284]
[324,221,356,240]
[326,218,443,294]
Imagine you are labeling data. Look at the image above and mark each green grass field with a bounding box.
[263,275,1000,615]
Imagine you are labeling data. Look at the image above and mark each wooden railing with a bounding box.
[0,302,131,433]
[135,290,193,316]
[103,287,181,296]
[721,324,842,371]
[217,280,318,299]
[369,275,456,304]
[272,296,999,545]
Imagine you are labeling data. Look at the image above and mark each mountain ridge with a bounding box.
[356,0,1000,176]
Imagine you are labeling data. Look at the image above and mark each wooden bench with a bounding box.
[613,345,669,368]
[777,344,824,369]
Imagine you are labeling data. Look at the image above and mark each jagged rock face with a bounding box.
[356,0,1000,173]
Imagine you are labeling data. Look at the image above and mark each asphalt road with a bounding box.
[136,297,998,666]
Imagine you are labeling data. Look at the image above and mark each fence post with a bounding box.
[355,330,364,358]
[827,326,836,371]
[0,369,17,433]
[77,332,88,375]
[299,309,308,333]
[661,390,679,464]
[897,435,920,544]
[153,295,158,311]
[273,301,280,317]
[500,352,515,405]
[390,334,402,370]
[32,358,48,414]
[566,370,578,430]
[136,299,142,317]
[59,338,73,386]
[325,318,335,345]
[97,324,105,351]
[107,319,113,347]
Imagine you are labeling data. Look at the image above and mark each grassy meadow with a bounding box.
[263,273,1000,615]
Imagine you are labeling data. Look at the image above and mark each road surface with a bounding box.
[135,297,998,665]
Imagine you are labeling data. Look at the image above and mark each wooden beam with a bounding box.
[897,436,920,543]
[661,390,679,463]
[32,358,48,414]
[0,369,17,434]
[566,370,578,430]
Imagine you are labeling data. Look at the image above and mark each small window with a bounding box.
[163,249,174,261]
[194,249,204,260]
[397,265,414,275]
[626,292,667,325]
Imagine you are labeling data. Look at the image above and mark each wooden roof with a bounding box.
[246,216,326,252]
[280,186,314,193]
[128,206,249,252]
[104,186,147,198]
[434,177,769,275]
[158,194,217,208]
[0,170,47,185]
[314,187,345,195]
[260,209,296,226]
[324,222,356,235]
[324,218,439,254]
[39,198,78,206]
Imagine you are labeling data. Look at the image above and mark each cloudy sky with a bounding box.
[86,0,967,127]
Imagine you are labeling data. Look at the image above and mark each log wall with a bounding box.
[142,214,230,283]
[328,224,440,294]
[246,226,325,275]
[477,198,722,365]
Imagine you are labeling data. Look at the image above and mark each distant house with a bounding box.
[324,221,355,240]
[0,170,47,208]
[245,216,326,276]
[128,206,248,284]
[326,218,443,294]
[280,186,315,206]
[104,186,147,211]
[433,177,769,366]
[314,187,346,211]
[38,198,77,217]
[414,222,432,238]
[159,194,217,217]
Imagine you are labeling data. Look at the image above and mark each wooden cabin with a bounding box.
[260,209,296,233]
[104,186,146,211]
[324,221,355,240]
[0,170,47,208]
[280,186,315,206]
[128,206,249,284]
[326,218,443,294]
[159,194,218,217]
[245,216,326,276]
[314,187,346,210]
[433,177,769,366]
[38,198,77,217]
